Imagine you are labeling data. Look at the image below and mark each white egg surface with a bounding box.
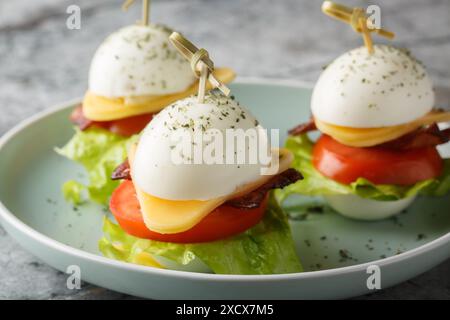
[133,92,270,201]
[311,45,434,128]
[89,24,196,98]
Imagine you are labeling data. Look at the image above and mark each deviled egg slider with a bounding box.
[71,24,235,136]
[288,45,450,220]
[105,92,303,272]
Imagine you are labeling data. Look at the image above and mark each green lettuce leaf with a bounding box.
[277,134,450,202]
[56,127,136,205]
[422,157,450,197]
[99,194,302,275]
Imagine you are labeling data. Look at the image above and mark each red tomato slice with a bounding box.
[106,113,154,137]
[313,135,443,186]
[109,180,267,243]
[70,106,153,137]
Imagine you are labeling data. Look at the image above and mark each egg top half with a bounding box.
[311,45,435,128]
[133,93,271,201]
[89,24,196,98]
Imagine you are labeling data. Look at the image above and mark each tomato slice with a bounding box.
[109,180,267,243]
[70,106,153,137]
[106,113,153,137]
[313,134,443,186]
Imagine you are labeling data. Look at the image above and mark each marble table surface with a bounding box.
[0,0,449,300]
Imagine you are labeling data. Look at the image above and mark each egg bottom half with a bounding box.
[324,194,416,221]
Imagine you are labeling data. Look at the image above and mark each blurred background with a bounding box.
[0,0,449,299]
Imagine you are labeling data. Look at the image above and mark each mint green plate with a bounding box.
[0,80,449,299]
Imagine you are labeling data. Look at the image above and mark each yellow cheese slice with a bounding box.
[135,188,225,234]
[83,68,236,121]
[316,110,450,147]
[127,145,293,234]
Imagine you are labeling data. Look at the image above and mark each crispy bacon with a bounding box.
[226,168,303,209]
[111,159,131,180]
[288,118,317,135]
[70,105,95,130]
[288,116,450,150]
[111,160,302,210]
[380,124,450,150]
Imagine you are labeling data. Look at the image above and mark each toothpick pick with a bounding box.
[142,0,150,26]
[122,0,134,11]
[198,64,208,103]
[350,7,374,54]
[322,1,394,54]
[358,14,374,54]
[122,0,151,26]
[169,32,230,103]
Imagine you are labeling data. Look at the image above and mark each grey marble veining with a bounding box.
[0,0,449,300]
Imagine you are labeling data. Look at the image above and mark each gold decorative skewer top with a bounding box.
[169,32,230,103]
[322,1,395,54]
[122,0,150,26]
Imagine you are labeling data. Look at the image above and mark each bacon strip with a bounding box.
[111,160,302,209]
[226,168,303,209]
[70,105,95,130]
[288,116,450,150]
[380,124,450,150]
[288,118,317,135]
[111,159,131,180]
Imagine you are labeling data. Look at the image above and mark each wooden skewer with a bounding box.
[322,1,395,54]
[198,64,208,103]
[359,16,374,54]
[122,0,134,11]
[169,32,231,101]
[142,0,150,26]
[122,0,151,26]
[350,7,374,54]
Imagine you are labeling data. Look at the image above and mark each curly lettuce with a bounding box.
[277,134,450,202]
[99,194,302,275]
[56,127,136,205]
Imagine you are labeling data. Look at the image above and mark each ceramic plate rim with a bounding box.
[0,78,449,282]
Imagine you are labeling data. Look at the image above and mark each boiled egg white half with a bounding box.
[312,45,434,128]
[133,92,271,201]
[89,24,195,98]
[324,195,416,221]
